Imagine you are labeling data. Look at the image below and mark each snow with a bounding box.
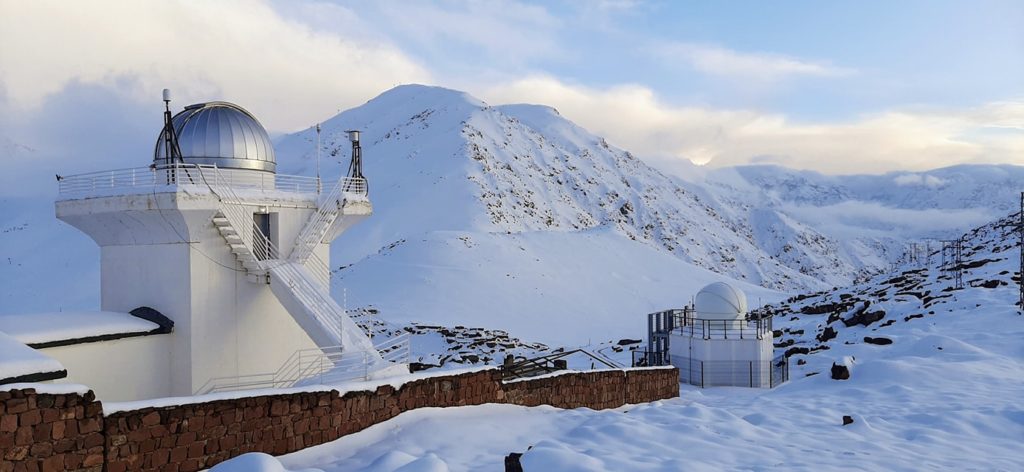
[102,367,494,414]
[211,211,1024,471]
[208,453,322,472]
[336,227,780,346]
[261,303,1023,471]
[0,311,159,345]
[0,382,89,395]
[0,331,64,381]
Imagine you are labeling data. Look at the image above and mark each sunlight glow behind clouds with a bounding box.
[1,0,1021,176]
[482,77,1024,174]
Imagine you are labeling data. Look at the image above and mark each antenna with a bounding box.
[315,123,322,194]
[159,89,184,182]
[346,130,365,192]
[1019,192,1023,311]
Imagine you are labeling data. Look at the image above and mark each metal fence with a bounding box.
[56,164,367,198]
[676,354,788,388]
[631,351,788,388]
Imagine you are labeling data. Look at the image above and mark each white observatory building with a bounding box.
[0,92,408,401]
[638,282,786,388]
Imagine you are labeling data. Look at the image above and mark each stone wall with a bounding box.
[0,388,105,472]
[2,367,678,471]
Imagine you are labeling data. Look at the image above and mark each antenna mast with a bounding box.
[160,89,184,182]
[346,130,365,192]
[315,123,322,194]
[1019,191,1023,311]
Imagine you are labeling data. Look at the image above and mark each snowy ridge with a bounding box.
[762,210,1023,377]
[277,85,828,292]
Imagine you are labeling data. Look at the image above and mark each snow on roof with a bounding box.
[0,331,65,383]
[0,311,160,346]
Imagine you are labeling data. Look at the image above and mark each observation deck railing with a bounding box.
[646,307,774,341]
[56,164,367,199]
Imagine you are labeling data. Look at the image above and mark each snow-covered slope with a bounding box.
[276,85,827,293]
[689,164,1020,286]
[243,211,1024,471]
[762,210,1023,378]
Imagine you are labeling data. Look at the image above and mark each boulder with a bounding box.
[863,336,893,345]
[843,415,854,426]
[817,326,838,343]
[830,362,850,380]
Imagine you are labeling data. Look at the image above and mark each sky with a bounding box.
[1,0,1023,190]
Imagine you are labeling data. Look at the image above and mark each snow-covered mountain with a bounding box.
[3,84,1023,348]
[276,85,828,292]
[691,164,1018,286]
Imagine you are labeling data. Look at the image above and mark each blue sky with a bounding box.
[1,0,1022,182]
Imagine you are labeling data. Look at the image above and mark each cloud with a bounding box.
[480,76,1024,175]
[894,174,947,188]
[655,42,854,82]
[781,200,995,240]
[0,0,430,132]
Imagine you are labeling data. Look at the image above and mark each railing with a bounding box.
[658,308,773,340]
[56,164,334,198]
[194,333,411,394]
[289,177,345,262]
[672,354,789,388]
[501,349,619,380]
[631,349,670,368]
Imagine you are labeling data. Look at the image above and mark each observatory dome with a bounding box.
[694,282,748,321]
[154,101,275,172]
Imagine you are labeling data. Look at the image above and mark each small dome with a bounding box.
[694,282,747,320]
[154,101,275,172]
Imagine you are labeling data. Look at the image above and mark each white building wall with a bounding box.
[40,335,172,402]
[100,243,194,397]
[668,334,775,388]
[57,189,333,399]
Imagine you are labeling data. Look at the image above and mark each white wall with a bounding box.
[41,335,172,402]
[58,187,332,399]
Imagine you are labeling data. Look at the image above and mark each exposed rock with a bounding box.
[843,415,854,426]
[505,451,526,472]
[830,362,850,380]
[785,347,810,358]
[817,326,837,343]
[842,309,885,327]
[863,336,893,345]
[978,279,1001,289]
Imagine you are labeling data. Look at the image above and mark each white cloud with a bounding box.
[0,0,430,132]
[480,76,1024,175]
[894,174,947,188]
[656,42,854,81]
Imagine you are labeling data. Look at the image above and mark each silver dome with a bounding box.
[154,101,276,172]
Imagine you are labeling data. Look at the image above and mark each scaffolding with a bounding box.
[940,238,964,290]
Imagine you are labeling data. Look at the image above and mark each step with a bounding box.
[213,217,231,227]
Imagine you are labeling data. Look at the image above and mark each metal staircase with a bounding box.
[289,177,366,263]
[187,164,408,393]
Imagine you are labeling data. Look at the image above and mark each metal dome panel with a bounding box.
[154,101,276,172]
[694,282,748,321]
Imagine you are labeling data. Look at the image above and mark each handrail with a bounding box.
[501,348,618,380]
[57,164,330,198]
[194,332,411,394]
[290,177,345,262]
